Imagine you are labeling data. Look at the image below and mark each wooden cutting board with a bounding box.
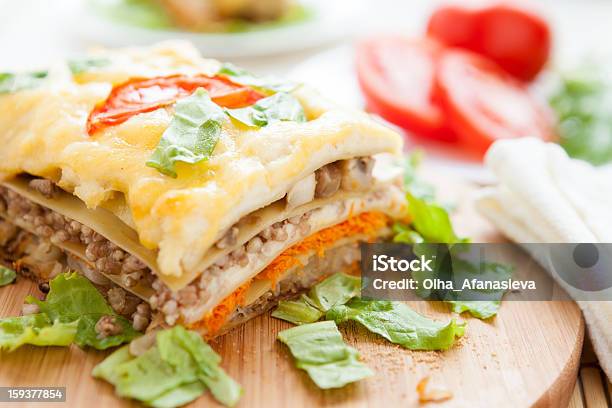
[0,177,584,408]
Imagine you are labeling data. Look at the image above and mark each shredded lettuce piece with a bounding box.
[93,326,242,408]
[0,71,48,94]
[0,314,77,351]
[393,153,513,319]
[327,299,465,351]
[271,295,323,325]
[92,345,133,383]
[146,88,226,178]
[405,192,463,244]
[218,63,297,94]
[0,266,16,286]
[26,272,139,350]
[549,64,612,165]
[392,222,425,244]
[272,273,359,325]
[444,259,513,319]
[402,150,436,201]
[157,326,242,407]
[75,314,140,350]
[149,382,207,408]
[395,152,464,244]
[307,273,361,312]
[278,321,373,389]
[225,92,306,128]
[447,301,500,320]
[68,57,111,75]
[273,274,463,351]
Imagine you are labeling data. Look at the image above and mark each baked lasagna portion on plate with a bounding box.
[0,42,406,337]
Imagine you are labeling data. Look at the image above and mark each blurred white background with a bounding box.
[1,0,611,72]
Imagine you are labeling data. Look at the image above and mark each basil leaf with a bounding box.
[68,57,111,75]
[0,266,16,286]
[327,299,465,351]
[225,92,306,128]
[278,321,373,389]
[0,71,48,94]
[218,63,297,94]
[147,88,226,178]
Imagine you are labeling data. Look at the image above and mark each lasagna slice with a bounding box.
[0,42,406,337]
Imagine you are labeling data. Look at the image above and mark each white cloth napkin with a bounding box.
[476,137,612,380]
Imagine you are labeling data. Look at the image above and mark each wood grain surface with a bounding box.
[0,178,585,408]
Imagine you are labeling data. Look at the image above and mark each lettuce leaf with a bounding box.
[225,92,306,128]
[93,326,242,408]
[0,266,16,286]
[327,299,465,351]
[272,273,359,325]
[146,88,226,178]
[0,314,77,351]
[0,71,48,94]
[278,321,373,389]
[26,272,139,350]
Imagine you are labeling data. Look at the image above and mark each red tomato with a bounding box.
[87,75,264,135]
[434,50,554,155]
[356,36,456,141]
[427,3,551,81]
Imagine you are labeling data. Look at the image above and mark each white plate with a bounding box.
[74,0,367,58]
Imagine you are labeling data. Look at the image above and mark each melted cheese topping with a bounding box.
[0,41,403,285]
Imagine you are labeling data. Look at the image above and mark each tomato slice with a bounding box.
[434,50,554,155]
[356,36,456,141]
[87,75,265,135]
[427,4,551,81]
